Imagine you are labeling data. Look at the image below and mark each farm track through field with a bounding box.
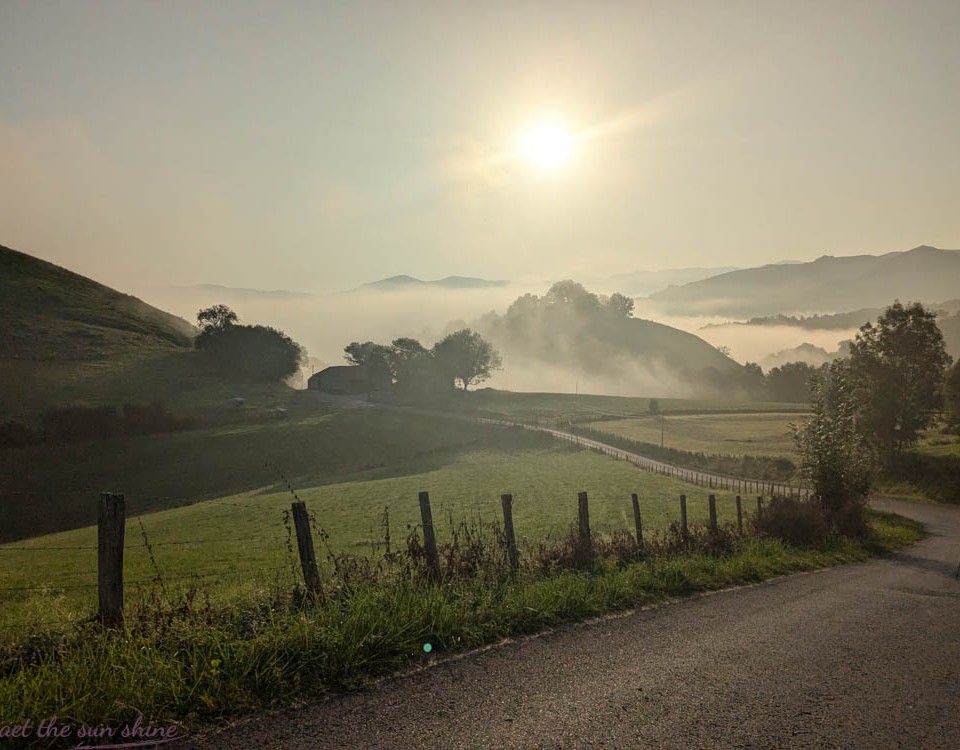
[174,497,960,749]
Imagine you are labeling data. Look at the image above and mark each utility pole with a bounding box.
[661,413,664,449]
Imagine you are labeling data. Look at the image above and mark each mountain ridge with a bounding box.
[647,245,960,316]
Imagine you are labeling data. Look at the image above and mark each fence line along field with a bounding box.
[431,389,808,424]
[581,412,805,459]
[1,424,763,637]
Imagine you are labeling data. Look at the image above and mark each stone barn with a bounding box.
[307,365,389,395]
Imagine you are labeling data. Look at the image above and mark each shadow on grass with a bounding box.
[0,409,544,543]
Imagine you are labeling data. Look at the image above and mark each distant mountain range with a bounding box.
[141,283,316,302]
[602,266,741,297]
[760,343,841,371]
[647,245,960,317]
[357,275,509,292]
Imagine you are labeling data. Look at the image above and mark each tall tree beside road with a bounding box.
[944,360,960,431]
[848,301,952,454]
[795,359,874,523]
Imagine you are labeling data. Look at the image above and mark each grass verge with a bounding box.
[0,510,921,746]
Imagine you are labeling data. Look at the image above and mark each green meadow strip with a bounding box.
[0,511,920,740]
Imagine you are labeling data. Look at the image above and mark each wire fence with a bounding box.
[1,419,803,632]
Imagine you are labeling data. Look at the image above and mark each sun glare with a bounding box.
[519,122,575,171]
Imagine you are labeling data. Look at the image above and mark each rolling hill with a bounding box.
[0,244,291,421]
[0,244,195,360]
[358,274,509,291]
[477,282,746,397]
[648,245,960,317]
[603,266,740,297]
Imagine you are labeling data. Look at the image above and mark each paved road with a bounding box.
[178,498,960,749]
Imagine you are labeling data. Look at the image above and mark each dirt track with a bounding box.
[176,498,960,749]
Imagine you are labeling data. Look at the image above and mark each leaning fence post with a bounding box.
[631,493,644,550]
[501,493,519,570]
[291,500,323,596]
[680,494,688,536]
[708,494,718,534]
[419,491,441,581]
[98,492,125,628]
[736,495,743,535]
[577,491,592,555]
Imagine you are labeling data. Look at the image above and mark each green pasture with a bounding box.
[424,389,806,424]
[583,412,805,459]
[0,427,750,638]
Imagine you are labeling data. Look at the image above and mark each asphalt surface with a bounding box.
[176,497,960,750]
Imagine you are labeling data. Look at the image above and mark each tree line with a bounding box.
[796,300,957,529]
[342,329,502,395]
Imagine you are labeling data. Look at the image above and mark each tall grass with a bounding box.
[0,509,921,741]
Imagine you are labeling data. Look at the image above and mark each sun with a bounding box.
[519,122,575,171]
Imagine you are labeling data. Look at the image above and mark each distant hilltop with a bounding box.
[647,245,960,317]
[357,275,510,291]
[159,283,316,300]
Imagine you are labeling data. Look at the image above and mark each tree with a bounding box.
[388,337,434,389]
[196,304,239,349]
[794,360,873,531]
[607,292,635,318]
[848,301,952,454]
[766,361,822,402]
[196,305,304,381]
[945,360,960,430]
[432,328,502,391]
[343,341,393,383]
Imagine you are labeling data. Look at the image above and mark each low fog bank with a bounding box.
[133,282,873,396]
[632,300,856,369]
[483,357,701,399]
[694,324,856,366]
[132,282,531,369]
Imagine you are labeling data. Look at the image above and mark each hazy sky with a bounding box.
[2,1,959,293]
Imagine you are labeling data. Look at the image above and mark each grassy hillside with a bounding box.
[0,245,296,421]
[649,245,960,317]
[477,281,746,396]
[0,244,194,359]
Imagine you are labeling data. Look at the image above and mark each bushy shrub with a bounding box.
[752,497,831,546]
[40,402,193,443]
[41,404,122,442]
[0,420,36,449]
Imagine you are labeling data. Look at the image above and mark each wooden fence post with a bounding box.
[577,491,592,555]
[419,491,441,581]
[291,500,322,596]
[631,493,644,551]
[757,495,764,515]
[98,492,125,628]
[679,494,688,536]
[500,493,519,570]
[708,494,718,534]
[736,495,743,535]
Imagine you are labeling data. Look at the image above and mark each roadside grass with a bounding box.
[0,430,759,634]
[0,510,921,739]
[582,412,803,460]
